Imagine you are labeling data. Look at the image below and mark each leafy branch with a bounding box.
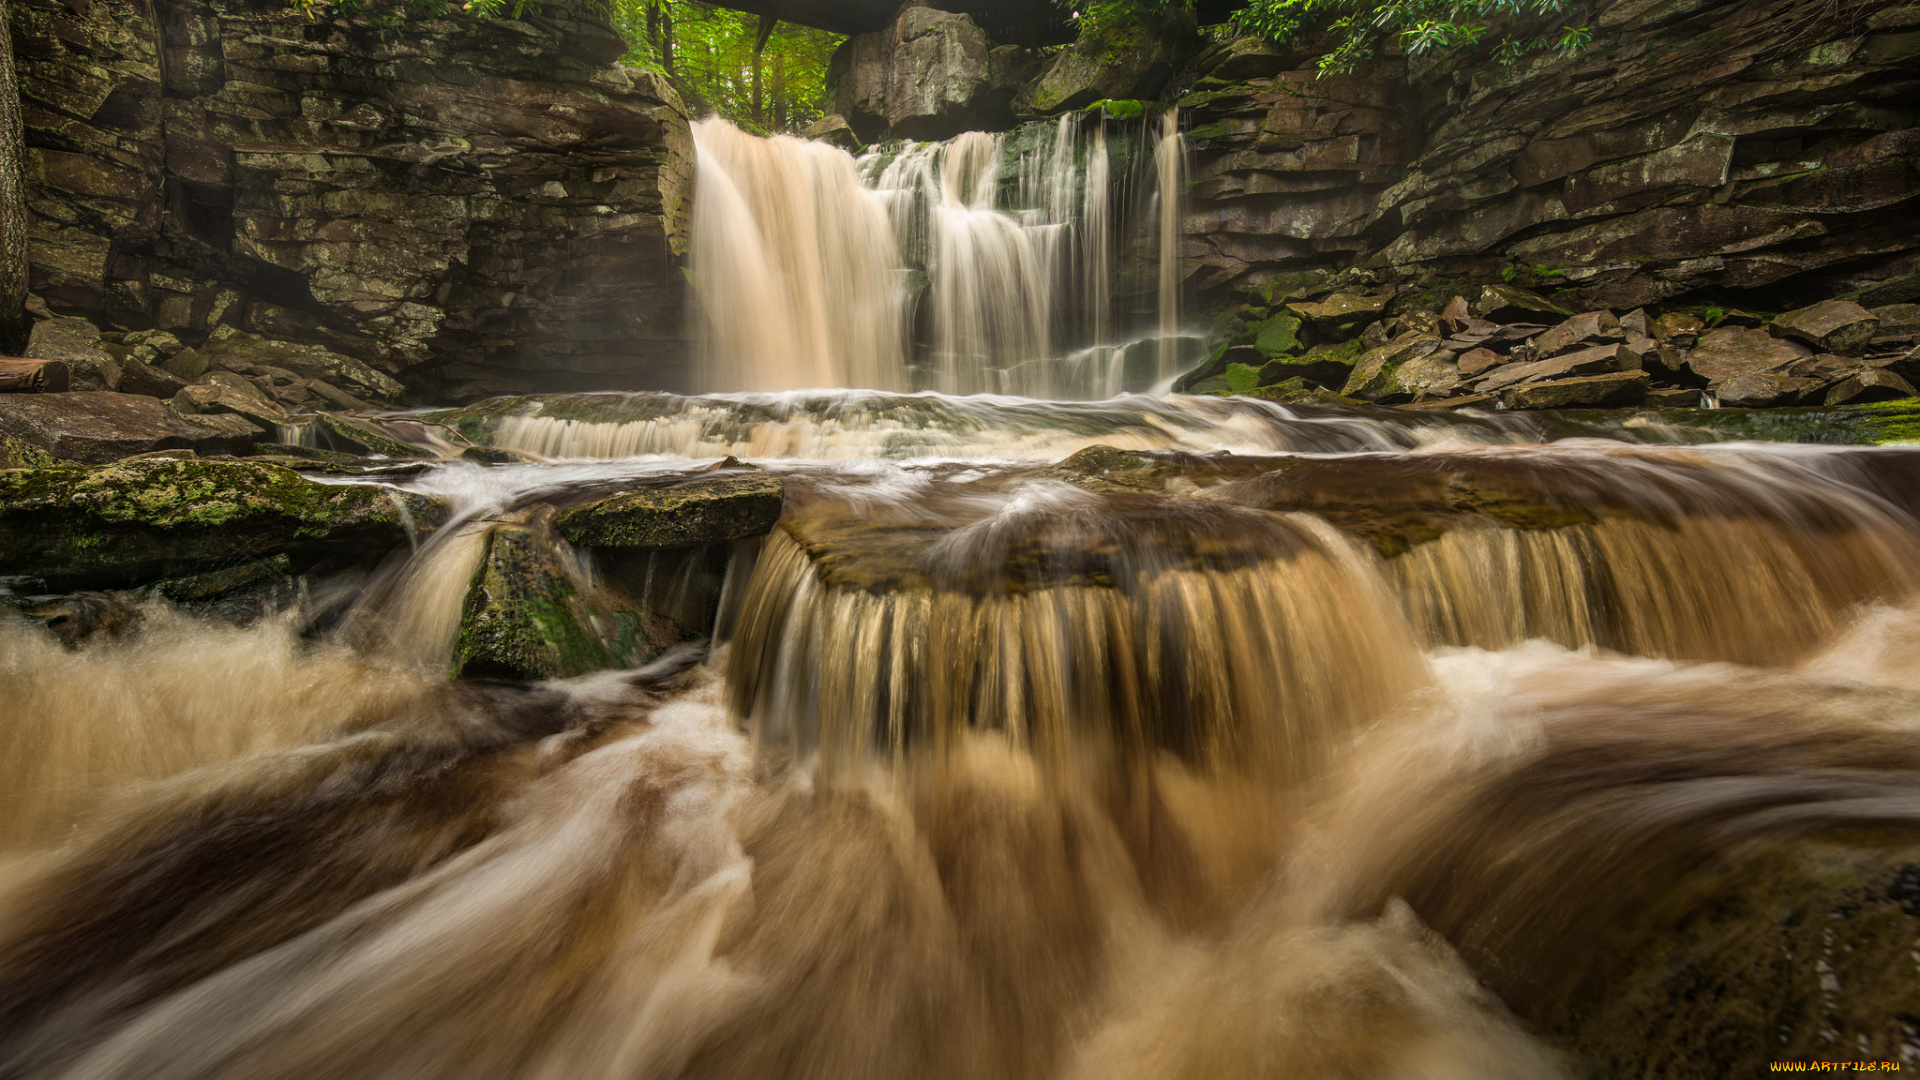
[1230,0,1593,74]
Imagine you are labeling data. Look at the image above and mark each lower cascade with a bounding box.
[5,391,1920,1078]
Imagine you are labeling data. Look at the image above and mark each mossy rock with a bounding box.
[1250,313,1302,358]
[1,436,59,469]
[555,474,785,550]
[454,523,641,680]
[0,459,447,589]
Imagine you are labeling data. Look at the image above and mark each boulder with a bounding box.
[0,392,266,464]
[1769,300,1882,357]
[1472,285,1572,322]
[454,521,640,680]
[1287,292,1391,338]
[1458,347,1505,376]
[829,5,1021,142]
[0,459,445,588]
[1529,311,1624,359]
[1341,333,1442,402]
[1396,352,1462,399]
[800,114,863,153]
[26,318,121,392]
[1823,368,1917,406]
[173,378,287,430]
[1685,327,1813,382]
[309,414,432,460]
[1251,347,1360,391]
[1652,312,1704,342]
[1501,371,1650,409]
[555,474,786,550]
[1715,372,1821,408]
[117,361,188,400]
[1015,8,1196,116]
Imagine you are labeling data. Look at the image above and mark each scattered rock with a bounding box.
[1653,312,1704,342]
[1474,344,1634,393]
[1458,348,1505,376]
[189,332,405,404]
[117,361,189,400]
[26,318,121,391]
[1645,387,1705,407]
[173,378,287,430]
[555,474,785,550]
[1530,311,1624,359]
[1769,300,1881,357]
[1341,332,1442,402]
[1288,292,1392,337]
[0,392,266,464]
[1715,372,1821,408]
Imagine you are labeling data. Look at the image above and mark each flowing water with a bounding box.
[692,113,1193,398]
[5,389,1920,1077]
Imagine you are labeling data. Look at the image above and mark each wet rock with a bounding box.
[555,474,784,550]
[1645,388,1706,407]
[1502,371,1650,410]
[1770,300,1882,357]
[1530,311,1624,359]
[1250,341,1361,391]
[455,521,640,680]
[1823,368,1917,406]
[19,591,146,648]
[1472,285,1572,322]
[307,414,431,460]
[1686,327,1814,382]
[0,459,445,588]
[0,392,266,464]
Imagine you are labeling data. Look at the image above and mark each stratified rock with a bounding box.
[0,459,445,587]
[1016,7,1195,116]
[555,474,784,550]
[0,392,266,463]
[117,360,188,400]
[308,414,432,460]
[173,376,287,430]
[1473,344,1634,393]
[1686,327,1813,382]
[1823,368,1917,406]
[186,332,405,405]
[1501,371,1650,409]
[455,521,638,680]
[1770,300,1882,357]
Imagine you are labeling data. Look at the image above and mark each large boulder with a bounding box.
[829,4,1030,142]
[1770,300,1881,357]
[25,318,122,392]
[0,459,446,588]
[0,392,267,464]
[1015,7,1197,116]
[1686,327,1814,382]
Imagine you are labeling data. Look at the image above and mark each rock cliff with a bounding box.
[1179,0,1920,314]
[11,0,693,402]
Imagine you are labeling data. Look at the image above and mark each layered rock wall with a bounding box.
[11,0,693,401]
[1180,0,1920,312]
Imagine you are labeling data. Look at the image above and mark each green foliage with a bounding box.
[1227,0,1592,75]
[1051,0,1190,36]
[1224,362,1263,393]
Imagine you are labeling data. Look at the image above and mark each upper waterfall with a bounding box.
[689,111,1191,398]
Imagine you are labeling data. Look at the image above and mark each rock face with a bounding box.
[1014,6,1195,117]
[829,2,1034,142]
[1179,0,1920,313]
[0,458,445,587]
[11,0,694,402]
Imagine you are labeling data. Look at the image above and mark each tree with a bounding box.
[612,0,841,134]
[1,0,29,355]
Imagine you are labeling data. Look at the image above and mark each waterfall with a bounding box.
[689,119,908,393]
[691,113,1190,399]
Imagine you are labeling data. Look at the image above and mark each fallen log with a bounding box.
[0,359,71,394]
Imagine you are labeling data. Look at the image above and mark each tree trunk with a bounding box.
[0,0,30,355]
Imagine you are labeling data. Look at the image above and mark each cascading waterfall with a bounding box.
[691,112,1192,398]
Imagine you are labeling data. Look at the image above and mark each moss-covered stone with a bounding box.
[1,436,59,469]
[555,474,785,550]
[454,523,641,680]
[0,459,447,588]
[310,414,432,460]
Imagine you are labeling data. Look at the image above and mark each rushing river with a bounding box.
[4,392,1920,1078]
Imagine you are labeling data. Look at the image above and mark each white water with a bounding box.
[691,114,1189,399]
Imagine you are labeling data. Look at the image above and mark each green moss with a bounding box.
[1251,313,1302,358]
[1223,363,1263,394]
[1185,121,1235,141]
[554,475,785,550]
[1091,98,1145,120]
